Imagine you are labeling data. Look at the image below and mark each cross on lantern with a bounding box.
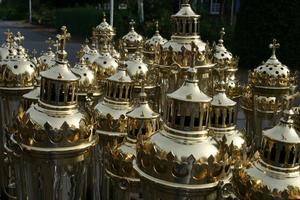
[269,38,280,57]
[56,26,71,52]
[129,19,135,31]
[46,37,55,49]
[4,29,14,49]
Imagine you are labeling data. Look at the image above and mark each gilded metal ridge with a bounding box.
[105,169,140,182]
[163,124,209,139]
[103,97,131,106]
[133,160,231,189]
[11,135,98,153]
[96,129,127,137]
[38,99,77,110]
[0,86,34,90]
[256,159,300,175]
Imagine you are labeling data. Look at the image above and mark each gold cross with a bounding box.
[56,26,71,52]
[269,38,280,56]
[15,32,24,46]
[4,29,14,48]
[45,37,55,49]
[129,19,135,30]
[103,12,106,22]
[219,27,225,41]
[32,48,37,57]
[155,21,159,32]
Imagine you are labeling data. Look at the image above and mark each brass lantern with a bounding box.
[94,60,134,199]
[0,31,37,198]
[247,39,297,148]
[10,26,98,200]
[143,21,168,113]
[233,94,300,199]
[210,27,241,100]
[134,47,231,200]
[156,0,214,116]
[209,67,245,165]
[105,76,160,200]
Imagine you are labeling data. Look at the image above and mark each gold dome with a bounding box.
[37,37,56,72]
[0,30,17,60]
[71,57,99,96]
[120,20,144,54]
[0,46,37,89]
[92,44,118,85]
[94,14,115,40]
[249,39,297,89]
[143,21,167,65]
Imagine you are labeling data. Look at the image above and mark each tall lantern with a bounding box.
[0,30,37,198]
[10,26,98,200]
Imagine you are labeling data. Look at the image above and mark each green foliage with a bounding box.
[54,7,102,38]
[233,0,300,69]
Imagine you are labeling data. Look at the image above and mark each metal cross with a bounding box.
[32,48,37,57]
[220,27,225,41]
[45,37,55,49]
[269,38,280,56]
[129,19,135,30]
[4,29,14,49]
[155,21,159,33]
[56,26,71,52]
[15,31,25,46]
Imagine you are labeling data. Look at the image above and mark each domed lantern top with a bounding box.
[0,32,37,90]
[120,20,144,54]
[71,57,98,97]
[95,13,115,39]
[0,29,17,60]
[249,39,297,90]
[213,28,238,69]
[37,37,56,73]
[143,21,168,64]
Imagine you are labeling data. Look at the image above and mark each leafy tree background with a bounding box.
[233,0,300,69]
